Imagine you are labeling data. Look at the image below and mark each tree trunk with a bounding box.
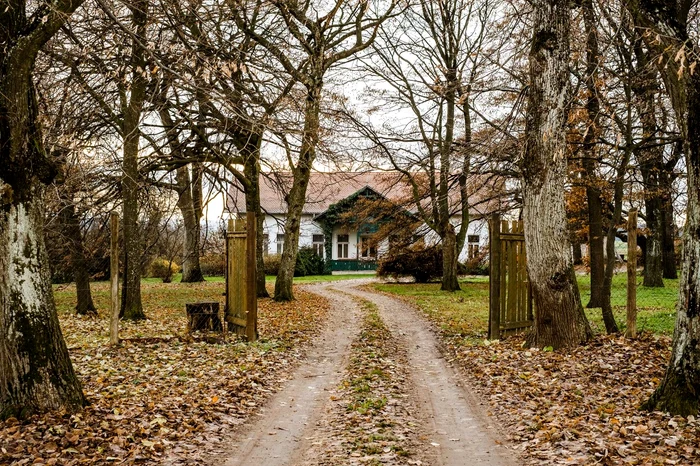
[240,133,269,298]
[119,0,148,320]
[441,223,460,291]
[601,215,622,334]
[0,0,87,416]
[642,194,664,287]
[572,241,582,265]
[624,0,700,415]
[61,203,96,315]
[632,39,664,287]
[177,165,204,283]
[274,82,322,302]
[582,0,605,308]
[0,190,87,418]
[521,0,592,349]
[660,169,678,279]
[585,165,606,307]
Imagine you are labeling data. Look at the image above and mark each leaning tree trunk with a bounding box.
[0,0,87,416]
[624,0,700,415]
[177,165,204,283]
[521,0,593,350]
[274,83,321,302]
[119,0,148,320]
[441,223,460,291]
[61,202,97,315]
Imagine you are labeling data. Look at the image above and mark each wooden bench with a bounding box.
[185,301,222,333]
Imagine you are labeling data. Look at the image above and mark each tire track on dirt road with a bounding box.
[221,279,517,465]
[221,283,361,466]
[335,280,518,466]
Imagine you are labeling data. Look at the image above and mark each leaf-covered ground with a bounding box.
[305,301,427,465]
[375,281,700,466]
[0,281,329,466]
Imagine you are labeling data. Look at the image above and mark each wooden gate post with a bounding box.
[225,214,258,342]
[489,213,501,340]
[245,211,258,342]
[626,209,638,339]
[109,212,120,345]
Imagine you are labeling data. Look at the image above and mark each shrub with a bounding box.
[264,254,282,276]
[295,247,326,276]
[263,249,326,277]
[377,245,442,283]
[200,253,225,277]
[148,258,181,283]
[461,248,489,276]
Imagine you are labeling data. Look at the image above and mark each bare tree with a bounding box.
[233,0,400,301]
[0,0,87,418]
[624,0,700,416]
[353,0,496,291]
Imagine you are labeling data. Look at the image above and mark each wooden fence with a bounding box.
[225,212,257,342]
[488,214,533,339]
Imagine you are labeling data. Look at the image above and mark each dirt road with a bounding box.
[219,280,517,466]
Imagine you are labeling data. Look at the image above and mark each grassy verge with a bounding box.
[375,273,677,339]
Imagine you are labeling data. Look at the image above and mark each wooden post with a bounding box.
[626,209,638,338]
[246,211,258,342]
[109,212,120,345]
[489,213,501,339]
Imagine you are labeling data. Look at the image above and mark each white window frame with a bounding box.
[276,233,285,255]
[360,235,377,259]
[337,234,349,259]
[312,234,325,258]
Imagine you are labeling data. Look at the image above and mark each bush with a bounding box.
[263,249,326,277]
[200,253,225,277]
[377,245,442,283]
[264,254,282,276]
[295,247,326,276]
[460,249,489,276]
[148,258,181,283]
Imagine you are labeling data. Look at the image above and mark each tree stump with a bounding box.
[186,301,222,333]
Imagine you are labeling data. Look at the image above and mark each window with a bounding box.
[312,234,324,258]
[262,234,270,256]
[277,234,285,255]
[468,235,480,259]
[337,234,349,259]
[360,236,377,259]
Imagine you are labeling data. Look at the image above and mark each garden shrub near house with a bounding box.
[148,258,182,283]
[460,249,489,276]
[264,254,282,276]
[264,249,326,277]
[199,253,225,277]
[377,245,442,283]
[295,247,326,276]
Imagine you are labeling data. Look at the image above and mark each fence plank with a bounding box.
[489,217,532,338]
[109,212,119,346]
[226,217,247,337]
[245,211,258,342]
[489,214,501,339]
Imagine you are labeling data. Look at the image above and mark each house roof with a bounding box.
[226,171,504,218]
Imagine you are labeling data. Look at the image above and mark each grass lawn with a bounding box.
[56,273,373,317]
[375,273,679,340]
